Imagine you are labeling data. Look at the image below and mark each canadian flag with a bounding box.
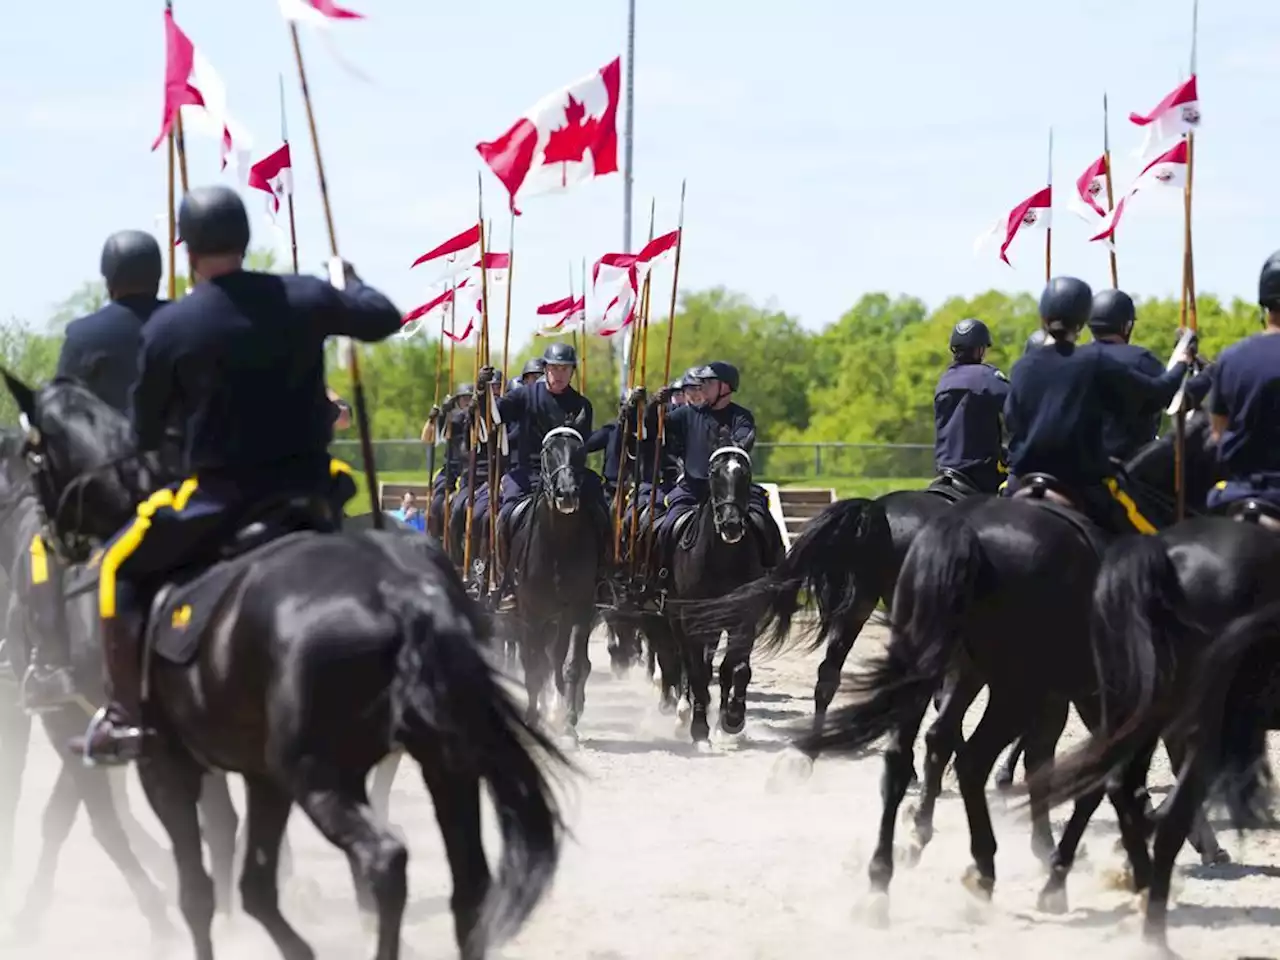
[411,224,481,282]
[247,143,293,225]
[152,11,252,173]
[535,295,586,336]
[1090,139,1188,245]
[1130,76,1200,158]
[478,57,621,214]
[1069,154,1109,221]
[587,229,681,336]
[278,0,364,25]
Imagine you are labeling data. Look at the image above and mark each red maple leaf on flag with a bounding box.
[542,94,598,182]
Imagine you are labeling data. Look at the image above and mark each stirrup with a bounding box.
[77,705,144,769]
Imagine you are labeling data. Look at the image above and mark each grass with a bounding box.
[347,470,931,514]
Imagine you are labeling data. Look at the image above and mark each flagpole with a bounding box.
[166,130,178,300]
[166,0,193,292]
[580,257,589,396]
[288,22,382,529]
[1174,0,1200,524]
[280,73,299,274]
[1102,93,1119,288]
[643,180,686,568]
[626,199,657,573]
[1044,127,1053,283]
[618,0,637,401]
[442,283,458,556]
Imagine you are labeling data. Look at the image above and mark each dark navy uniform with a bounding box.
[493,379,600,517]
[78,186,402,765]
[1207,333,1280,510]
[449,408,492,554]
[24,230,166,713]
[1002,277,1188,535]
[1082,289,1168,462]
[933,360,1008,492]
[428,399,470,536]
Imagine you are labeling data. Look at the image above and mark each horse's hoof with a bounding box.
[960,865,994,901]
[719,705,746,736]
[858,890,890,928]
[676,697,692,722]
[1205,847,1232,867]
[690,713,711,743]
[1037,884,1069,915]
[766,747,814,791]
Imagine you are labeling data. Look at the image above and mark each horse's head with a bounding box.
[708,445,752,544]
[1125,409,1218,515]
[540,426,585,515]
[1,370,148,558]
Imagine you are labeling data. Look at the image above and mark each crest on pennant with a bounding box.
[1021,209,1039,226]
[1180,104,1201,125]
[1154,168,1175,183]
[1086,178,1102,198]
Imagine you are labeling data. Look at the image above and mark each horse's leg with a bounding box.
[1021,696,1070,863]
[565,607,594,730]
[1145,749,1203,950]
[718,624,754,736]
[139,756,217,960]
[239,775,312,960]
[1161,734,1228,865]
[954,691,1024,901]
[867,700,929,909]
[10,758,81,940]
[648,616,683,715]
[295,770,407,960]
[369,751,402,826]
[907,668,982,862]
[0,691,31,880]
[812,602,877,735]
[518,617,548,727]
[109,767,173,881]
[994,738,1024,791]
[198,772,240,917]
[681,626,713,743]
[409,739,489,960]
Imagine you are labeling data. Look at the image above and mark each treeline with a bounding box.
[1,264,1262,444]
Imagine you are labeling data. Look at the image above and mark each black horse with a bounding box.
[4,373,568,960]
[500,426,604,740]
[794,415,1220,915]
[1034,516,1280,945]
[664,446,784,742]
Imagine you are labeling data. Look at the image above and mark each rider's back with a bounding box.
[58,296,166,414]
[133,270,400,492]
[1212,331,1280,481]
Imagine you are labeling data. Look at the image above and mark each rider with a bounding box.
[1025,329,1051,353]
[424,386,472,538]
[481,342,609,552]
[449,379,497,561]
[638,360,782,557]
[21,230,166,711]
[1205,249,1280,513]
[1002,276,1193,535]
[1082,289,1168,461]
[72,185,402,764]
[932,318,1009,494]
[518,356,546,387]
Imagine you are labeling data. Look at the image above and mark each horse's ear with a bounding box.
[1,367,36,423]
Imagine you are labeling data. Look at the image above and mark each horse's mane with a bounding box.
[40,376,135,462]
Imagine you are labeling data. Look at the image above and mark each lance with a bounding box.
[1044,127,1053,284]
[463,190,494,585]
[579,257,589,396]
[166,130,178,300]
[280,73,300,274]
[166,0,193,293]
[488,212,516,595]
[288,21,382,528]
[626,200,656,575]
[442,283,458,556]
[1174,0,1201,523]
[423,310,445,491]
[644,181,686,569]
[1102,94,1119,288]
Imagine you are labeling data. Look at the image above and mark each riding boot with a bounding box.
[21,658,77,714]
[69,613,150,765]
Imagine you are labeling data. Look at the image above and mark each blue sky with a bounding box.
[1,0,1277,346]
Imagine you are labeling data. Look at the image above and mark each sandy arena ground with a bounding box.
[2,622,1277,960]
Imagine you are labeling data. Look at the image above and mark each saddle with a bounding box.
[1010,473,1110,558]
[146,496,335,667]
[926,468,980,503]
[1222,498,1280,533]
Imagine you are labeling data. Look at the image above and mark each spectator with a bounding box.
[392,490,426,531]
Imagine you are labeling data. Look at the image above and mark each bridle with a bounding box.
[709,445,750,537]
[540,426,584,492]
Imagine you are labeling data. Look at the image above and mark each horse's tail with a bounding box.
[1170,601,1280,831]
[385,581,569,952]
[681,497,892,656]
[798,511,983,755]
[1038,535,1194,807]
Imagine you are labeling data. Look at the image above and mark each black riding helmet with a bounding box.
[1038,276,1093,335]
[521,356,546,377]
[1024,329,1051,353]
[178,185,250,257]
[542,341,577,366]
[682,366,703,386]
[690,360,739,392]
[949,318,992,355]
[1259,249,1280,310]
[455,382,475,396]
[100,230,162,296]
[1088,289,1137,338]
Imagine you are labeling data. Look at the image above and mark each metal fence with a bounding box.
[330,439,935,482]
